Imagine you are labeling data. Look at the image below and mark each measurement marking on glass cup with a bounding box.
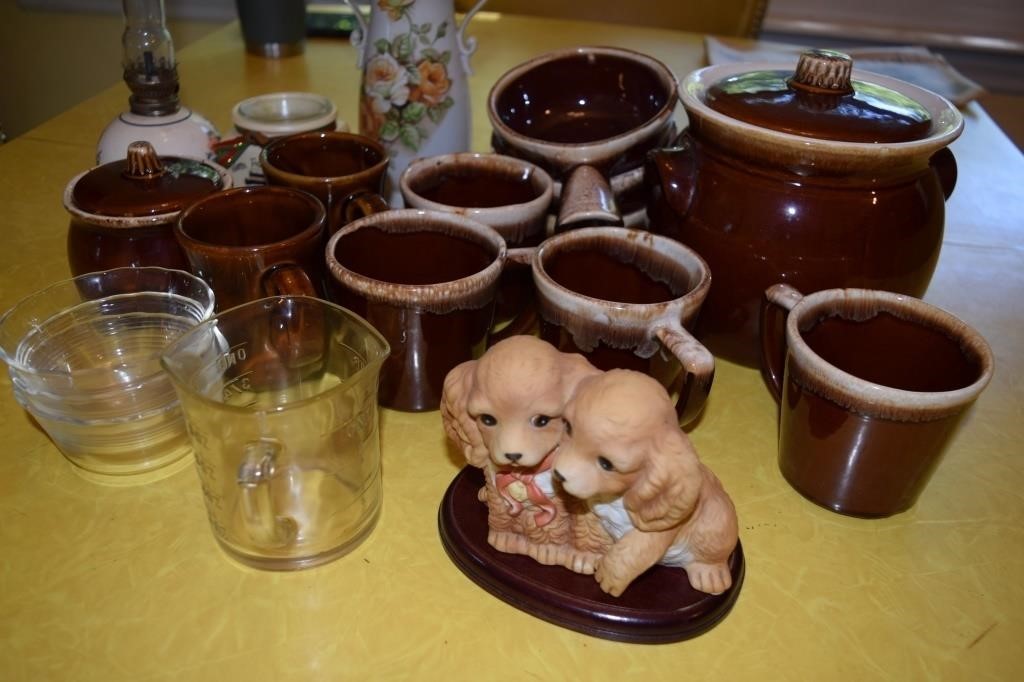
[221,372,256,403]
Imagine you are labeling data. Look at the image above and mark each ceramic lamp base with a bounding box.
[97,108,219,164]
[438,466,745,643]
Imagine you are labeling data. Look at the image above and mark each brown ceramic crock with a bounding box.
[646,50,964,367]
[63,141,231,277]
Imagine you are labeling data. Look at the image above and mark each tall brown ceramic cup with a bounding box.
[400,153,553,335]
[260,131,389,234]
[520,226,714,425]
[760,285,994,517]
[326,209,505,412]
[175,186,328,312]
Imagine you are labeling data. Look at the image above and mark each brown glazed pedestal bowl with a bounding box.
[646,50,964,367]
[489,46,678,229]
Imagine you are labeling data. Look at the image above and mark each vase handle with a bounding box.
[342,0,369,69]
[456,0,488,75]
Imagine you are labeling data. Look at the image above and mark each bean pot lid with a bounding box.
[71,141,226,217]
[703,49,933,143]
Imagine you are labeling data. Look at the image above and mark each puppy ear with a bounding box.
[623,426,702,531]
[558,352,602,403]
[440,361,488,468]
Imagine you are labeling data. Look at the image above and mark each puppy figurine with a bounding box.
[441,335,611,573]
[553,369,739,596]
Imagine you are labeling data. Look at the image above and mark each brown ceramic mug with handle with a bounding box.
[760,284,994,517]
[514,226,714,425]
[260,131,389,234]
[175,186,328,312]
[400,152,553,338]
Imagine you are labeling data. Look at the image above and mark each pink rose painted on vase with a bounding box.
[355,1,457,152]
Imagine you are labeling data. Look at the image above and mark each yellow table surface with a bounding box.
[2,14,1023,681]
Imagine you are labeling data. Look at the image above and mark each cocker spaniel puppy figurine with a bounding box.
[552,369,739,596]
[441,335,612,574]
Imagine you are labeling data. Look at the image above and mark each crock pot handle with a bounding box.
[930,147,958,200]
[646,136,698,219]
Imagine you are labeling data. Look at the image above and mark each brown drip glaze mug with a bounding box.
[326,209,505,412]
[175,186,328,312]
[400,153,553,336]
[760,284,994,517]
[260,131,389,234]
[518,226,714,425]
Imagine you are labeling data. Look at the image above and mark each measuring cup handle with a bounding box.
[759,284,804,402]
[237,438,297,548]
[654,322,715,425]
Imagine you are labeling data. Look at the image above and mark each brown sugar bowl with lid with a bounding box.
[64,141,232,276]
[645,49,964,367]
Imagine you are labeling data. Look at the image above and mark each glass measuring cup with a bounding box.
[160,296,390,570]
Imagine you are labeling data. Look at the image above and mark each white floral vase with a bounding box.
[344,0,487,205]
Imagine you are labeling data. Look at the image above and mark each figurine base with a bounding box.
[438,466,745,644]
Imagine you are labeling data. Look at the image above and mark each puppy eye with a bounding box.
[531,414,551,427]
[597,456,615,472]
[478,414,497,427]
[562,418,572,436]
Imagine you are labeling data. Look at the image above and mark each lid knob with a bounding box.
[789,50,854,95]
[124,141,166,180]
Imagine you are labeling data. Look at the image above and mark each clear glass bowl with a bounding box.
[0,267,215,481]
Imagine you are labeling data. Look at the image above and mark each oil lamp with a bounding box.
[96,0,218,163]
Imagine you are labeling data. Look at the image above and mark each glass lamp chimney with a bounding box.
[121,0,180,116]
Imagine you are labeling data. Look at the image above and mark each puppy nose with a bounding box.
[504,452,522,463]
[552,468,565,483]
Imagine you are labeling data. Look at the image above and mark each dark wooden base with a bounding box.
[438,466,745,644]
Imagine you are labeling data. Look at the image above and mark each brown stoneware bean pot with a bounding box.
[63,141,231,276]
[646,50,964,367]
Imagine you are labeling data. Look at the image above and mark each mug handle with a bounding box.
[260,262,318,298]
[653,321,715,425]
[759,284,805,402]
[237,438,298,548]
[341,190,389,228]
[488,246,538,342]
[556,165,622,231]
[259,266,327,373]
